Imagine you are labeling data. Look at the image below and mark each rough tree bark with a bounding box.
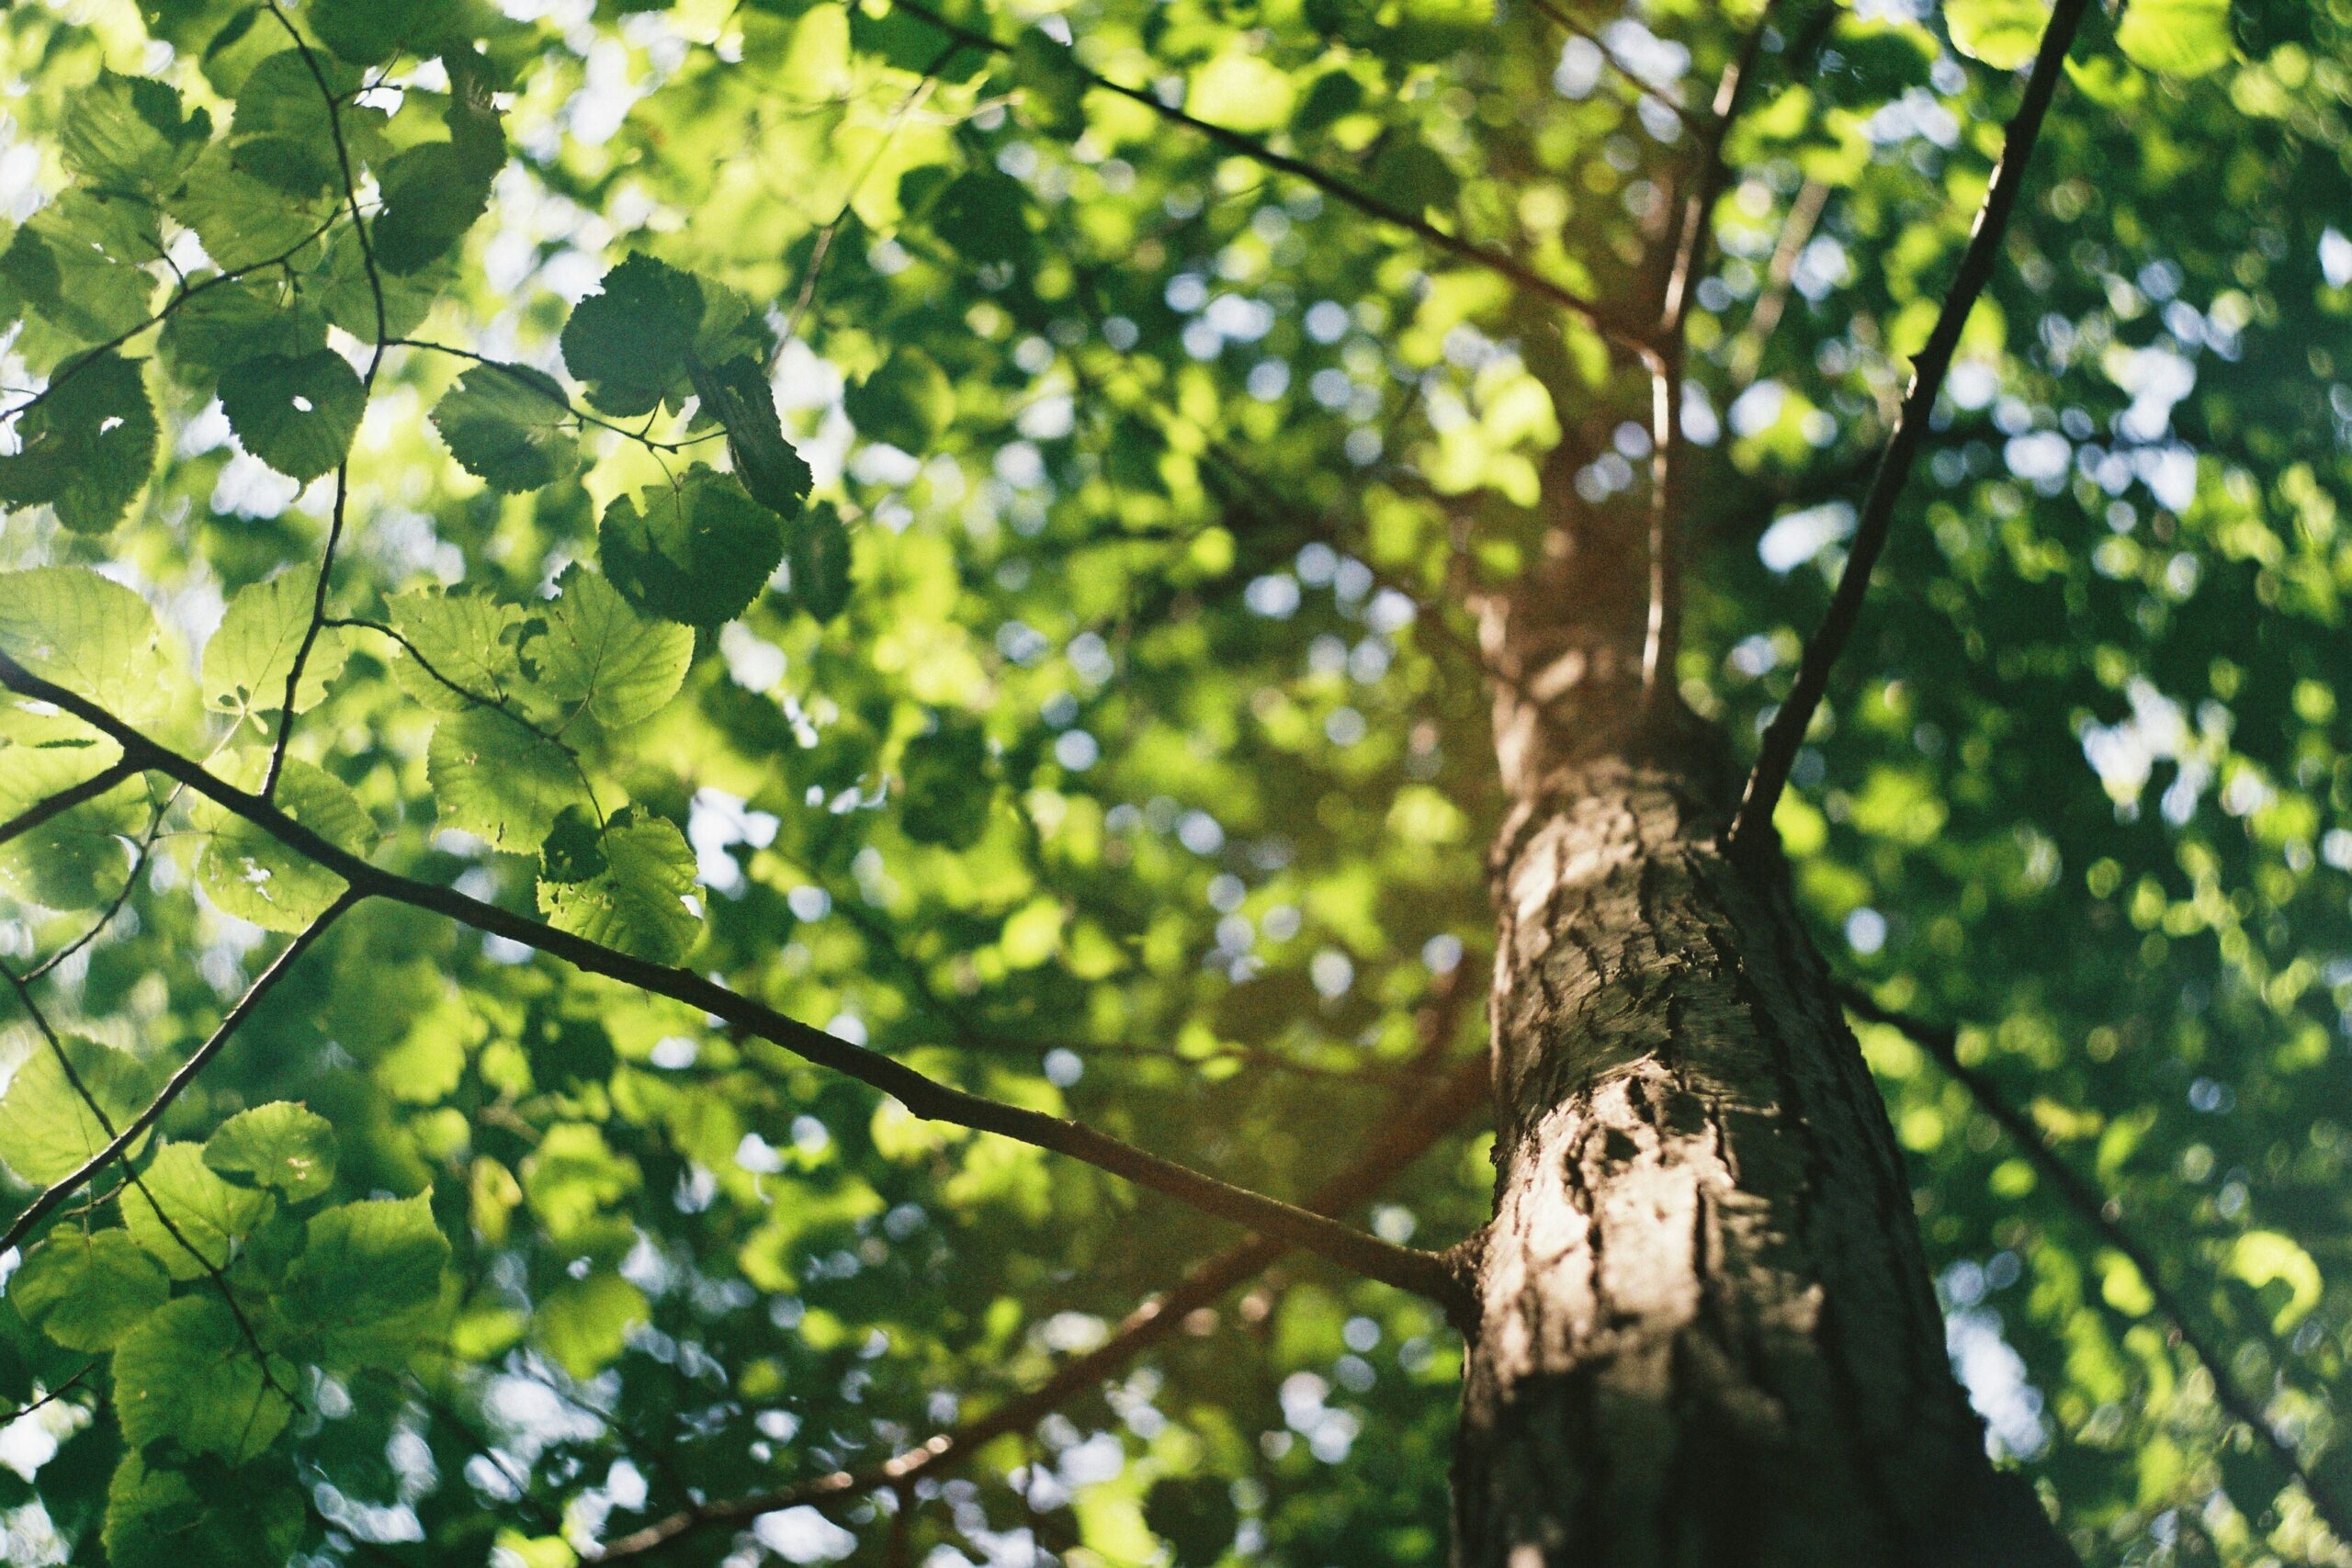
[1449,503,2078,1567]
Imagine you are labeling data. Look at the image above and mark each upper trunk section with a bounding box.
[1450,526,2072,1567]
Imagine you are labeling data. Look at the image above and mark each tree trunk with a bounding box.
[1450,528,2075,1567]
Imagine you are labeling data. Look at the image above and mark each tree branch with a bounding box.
[0,897,352,1258]
[1841,988,2352,1543]
[261,0,390,802]
[1727,0,2086,851]
[884,0,1643,355]
[1524,0,1707,139]
[1,964,299,1406]
[0,760,140,850]
[0,652,1466,1314]
[592,1053,1489,1560]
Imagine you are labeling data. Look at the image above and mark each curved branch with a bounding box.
[884,0,1642,355]
[0,651,1466,1314]
[1728,0,2086,851]
[1841,988,2352,1543]
[593,1053,1489,1560]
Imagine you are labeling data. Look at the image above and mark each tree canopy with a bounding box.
[0,0,2347,1563]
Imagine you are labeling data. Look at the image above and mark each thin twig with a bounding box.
[1525,0,1707,138]
[1642,0,1783,700]
[592,1052,1488,1559]
[388,340,725,453]
[1728,0,2086,850]
[885,0,1644,355]
[261,2,391,802]
[1842,988,2352,1544]
[0,1360,99,1427]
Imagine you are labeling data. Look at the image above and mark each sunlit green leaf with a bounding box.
[428,360,582,493]
[203,1101,337,1200]
[0,1036,158,1186]
[120,1141,276,1280]
[426,706,593,851]
[112,1294,292,1460]
[599,468,782,627]
[537,807,701,964]
[12,1230,169,1351]
[197,758,370,931]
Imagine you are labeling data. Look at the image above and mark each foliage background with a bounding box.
[0,0,2347,1564]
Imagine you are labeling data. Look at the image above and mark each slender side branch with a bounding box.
[1728,0,2086,850]
[885,0,1642,355]
[1843,988,2352,1544]
[0,653,1465,1314]
[261,1,390,802]
[1525,0,1706,138]
[0,898,352,1258]
[1,965,297,1405]
[1643,1,1781,699]
[0,761,140,850]
[593,1055,1490,1560]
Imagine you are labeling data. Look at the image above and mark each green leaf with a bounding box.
[203,1102,337,1200]
[0,566,172,720]
[12,1231,170,1351]
[60,71,211,194]
[163,144,337,272]
[686,354,812,517]
[900,717,993,850]
[538,804,607,885]
[104,1451,305,1568]
[198,758,370,932]
[368,47,503,274]
[111,1295,291,1460]
[1187,52,1295,133]
[120,1141,276,1280]
[226,51,352,197]
[532,566,695,729]
[157,275,330,389]
[371,140,497,274]
[2116,0,2233,76]
[201,571,347,723]
[599,468,783,627]
[532,1271,648,1380]
[387,586,529,711]
[428,361,582,492]
[426,706,593,851]
[1144,1474,1242,1568]
[788,502,854,623]
[315,223,453,340]
[0,196,164,347]
[560,254,704,418]
[280,1191,449,1369]
[311,0,462,65]
[0,353,159,534]
[0,1036,159,1186]
[842,348,954,453]
[537,807,701,964]
[1945,0,2053,69]
[929,172,1032,267]
[219,348,366,482]
[1012,32,1090,138]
